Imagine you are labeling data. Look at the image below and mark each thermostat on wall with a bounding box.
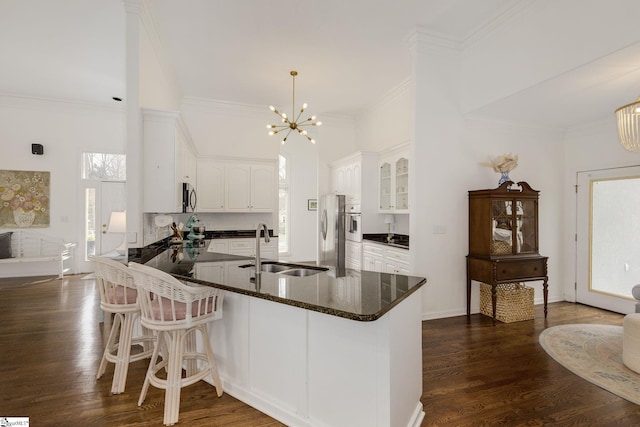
[31,143,44,155]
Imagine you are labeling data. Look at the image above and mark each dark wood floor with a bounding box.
[1,275,639,426]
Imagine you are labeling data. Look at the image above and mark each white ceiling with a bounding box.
[2,0,640,129]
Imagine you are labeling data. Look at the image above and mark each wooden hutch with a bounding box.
[466,181,548,324]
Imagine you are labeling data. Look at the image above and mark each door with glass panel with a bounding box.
[78,153,126,273]
[576,167,640,313]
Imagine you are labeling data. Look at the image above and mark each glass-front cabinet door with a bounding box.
[379,162,392,210]
[491,198,537,256]
[379,153,410,213]
[395,157,409,211]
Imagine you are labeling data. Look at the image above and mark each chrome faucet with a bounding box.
[255,223,270,274]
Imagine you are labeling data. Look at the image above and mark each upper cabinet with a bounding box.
[331,152,377,205]
[197,160,225,212]
[198,159,276,213]
[226,162,275,212]
[378,143,410,214]
[142,109,197,213]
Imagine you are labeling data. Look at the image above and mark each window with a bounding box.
[279,154,290,254]
[82,152,126,181]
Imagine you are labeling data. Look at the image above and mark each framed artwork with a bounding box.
[308,199,318,211]
[0,170,50,228]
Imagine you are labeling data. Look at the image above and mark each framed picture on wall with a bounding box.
[308,199,317,211]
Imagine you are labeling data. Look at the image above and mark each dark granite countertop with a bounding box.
[129,229,277,264]
[362,233,409,249]
[142,240,426,322]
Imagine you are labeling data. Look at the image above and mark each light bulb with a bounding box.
[315,121,322,126]
[268,131,275,136]
[267,124,273,129]
[310,138,316,144]
[311,115,316,120]
[302,130,308,135]
[281,113,287,119]
[269,105,275,111]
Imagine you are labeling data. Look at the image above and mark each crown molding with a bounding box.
[0,93,125,115]
[356,77,411,120]
[462,0,537,49]
[405,27,463,58]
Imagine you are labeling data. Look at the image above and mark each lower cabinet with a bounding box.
[362,241,410,274]
[207,237,278,260]
[362,243,385,272]
[345,241,361,270]
[384,247,411,274]
[194,260,250,284]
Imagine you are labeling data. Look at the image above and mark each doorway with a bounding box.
[77,152,127,273]
[576,167,640,313]
[77,181,126,272]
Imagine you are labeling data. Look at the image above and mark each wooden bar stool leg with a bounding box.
[184,329,197,377]
[164,329,185,426]
[111,312,136,394]
[200,325,223,397]
[138,330,164,406]
[97,312,121,380]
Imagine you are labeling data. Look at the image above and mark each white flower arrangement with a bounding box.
[481,153,518,173]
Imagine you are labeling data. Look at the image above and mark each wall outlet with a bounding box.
[127,232,138,244]
[433,225,446,234]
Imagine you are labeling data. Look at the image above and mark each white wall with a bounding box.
[460,0,640,114]
[179,99,356,262]
[0,96,125,276]
[563,117,640,302]
[280,139,318,263]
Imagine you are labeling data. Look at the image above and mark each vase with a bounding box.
[498,171,510,186]
[13,208,35,228]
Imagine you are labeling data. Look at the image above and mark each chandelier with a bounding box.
[615,96,640,152]
[267,71,322,144]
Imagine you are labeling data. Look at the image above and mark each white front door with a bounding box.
[576,167,640,313]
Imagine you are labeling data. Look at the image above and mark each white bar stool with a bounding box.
[129,262,225,426]
[91,256,155,394]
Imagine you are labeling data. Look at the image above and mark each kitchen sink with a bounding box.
[239,262,328,277]
[278,268,325,277]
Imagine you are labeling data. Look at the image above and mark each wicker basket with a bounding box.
[480,282,534,323]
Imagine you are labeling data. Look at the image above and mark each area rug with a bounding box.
[539,323,640,405]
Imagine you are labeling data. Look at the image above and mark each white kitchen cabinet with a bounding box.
[142,109,198,213]
[226,162,276,212]
[362,242,385,272]
[362,241,411,274]
[194,263,224,283]
[207,239,229,254]
[228,238,255,256]
[195,260,251,285]
[378,143,410,214]
[226,237,278,260]
[330,152,377,205]
[384,247,411,275]
[197,160,225,212]
[345,240,361,270]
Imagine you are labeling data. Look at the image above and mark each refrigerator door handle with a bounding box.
[321,209,328,240]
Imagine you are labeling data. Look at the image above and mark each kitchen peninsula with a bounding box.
[143,241,426,427]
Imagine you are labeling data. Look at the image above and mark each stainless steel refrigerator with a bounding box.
[318,194,346,275]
